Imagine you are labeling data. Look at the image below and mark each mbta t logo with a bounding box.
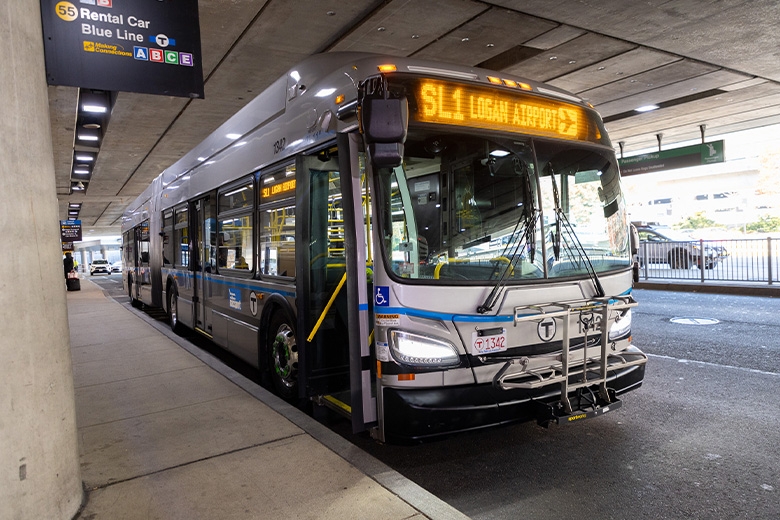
[537,317,557,342]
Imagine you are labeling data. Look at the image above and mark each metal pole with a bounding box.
[700,239,705,283]
[768,237,773,285]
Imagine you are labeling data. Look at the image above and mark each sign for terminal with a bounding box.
[61,219,82,242]
[40,0,204,98]
[619,140,725,176]
[412,79,604,144]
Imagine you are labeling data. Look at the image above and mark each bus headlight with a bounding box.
[388,330,461,368]
[609,309,632,341]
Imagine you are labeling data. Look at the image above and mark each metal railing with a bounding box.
[638,237,777,285]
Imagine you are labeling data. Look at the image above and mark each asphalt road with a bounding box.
[92,274,780,519]
[328,288,780,519]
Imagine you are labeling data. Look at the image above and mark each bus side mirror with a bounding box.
[362,97,408,168]
[629,223,639,256]
[630,223,640,284]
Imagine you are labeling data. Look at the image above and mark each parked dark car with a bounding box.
[635,225,727,269]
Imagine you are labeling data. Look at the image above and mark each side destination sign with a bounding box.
[410,78,607,145]
[41,0,204,98]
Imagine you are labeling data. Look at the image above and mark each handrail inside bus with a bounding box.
[307,272,347,342]
[433,258,471,279]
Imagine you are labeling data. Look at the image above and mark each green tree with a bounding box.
[745,215,780,233]
[675,212,718,230]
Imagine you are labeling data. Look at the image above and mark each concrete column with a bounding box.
[0,2,83,519]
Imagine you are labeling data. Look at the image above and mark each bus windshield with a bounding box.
[375,129,630,283]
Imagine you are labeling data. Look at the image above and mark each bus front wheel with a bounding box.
[267,312,298,401]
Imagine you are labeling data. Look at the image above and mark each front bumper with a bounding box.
[381,361,646,443]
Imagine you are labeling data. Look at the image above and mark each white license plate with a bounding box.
[471,329,507,355]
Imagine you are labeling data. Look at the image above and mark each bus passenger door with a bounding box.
[136,220,152,304]
[193,197,214,333]
[340,133,377,433]
[298,134,376,434]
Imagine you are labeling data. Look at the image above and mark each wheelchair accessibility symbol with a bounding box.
[375,286,389,307]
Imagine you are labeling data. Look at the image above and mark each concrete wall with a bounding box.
[0,1,83,518]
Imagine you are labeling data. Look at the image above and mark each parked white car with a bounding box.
[89,259,111,275]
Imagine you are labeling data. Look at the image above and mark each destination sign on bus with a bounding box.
[412,79,603,144]
[261,178,296,201]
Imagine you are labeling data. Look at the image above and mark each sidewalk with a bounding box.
[68,278,469,519]
[635,279,779,297]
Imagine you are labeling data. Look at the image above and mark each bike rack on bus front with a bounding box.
[490,296,646,423]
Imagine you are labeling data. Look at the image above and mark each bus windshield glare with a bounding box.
[376,130,630,283]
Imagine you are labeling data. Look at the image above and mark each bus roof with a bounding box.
[122,52,597,231]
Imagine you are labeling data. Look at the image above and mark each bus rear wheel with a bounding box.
[128,275,140,308]
[268,313,298,401]
[168,286,181,333]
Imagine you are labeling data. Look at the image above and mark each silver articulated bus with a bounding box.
[122,52,647,443]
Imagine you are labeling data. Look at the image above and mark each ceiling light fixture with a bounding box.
[635,104,659,113]
[82,104,107,113]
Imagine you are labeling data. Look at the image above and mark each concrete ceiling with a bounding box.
[50,0,780,236]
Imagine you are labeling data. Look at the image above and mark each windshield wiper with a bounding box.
[477,164,538,314]
[548,171,605,298]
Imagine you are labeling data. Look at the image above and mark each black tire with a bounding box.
[128,276,140,308]
[168,285,181,333]
[668,249,690,269]
[267,312,298,401]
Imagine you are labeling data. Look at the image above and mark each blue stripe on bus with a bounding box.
[164,270,295,298]
[379,306,514,323]
[379,287,633,323]
[359,303,369,311]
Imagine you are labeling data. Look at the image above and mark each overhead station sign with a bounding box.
[619,140,725,176]
[40,0,204,98]
[61,219,82,242]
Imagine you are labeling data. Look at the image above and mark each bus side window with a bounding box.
[259,167,296,278]
[259,205,295,276]
[162,210,174,266]
[174,205,189,268]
